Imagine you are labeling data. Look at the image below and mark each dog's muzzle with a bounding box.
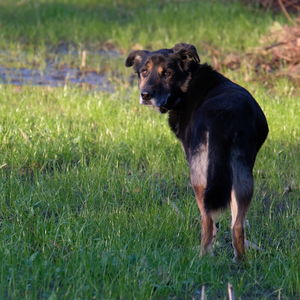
[140,92,153,106]
[140,91,169,113]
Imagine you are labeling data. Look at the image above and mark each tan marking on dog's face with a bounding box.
[139,74,147,89]
[147,60,154,69]
[139,60,154,89]
[157,65,164,75]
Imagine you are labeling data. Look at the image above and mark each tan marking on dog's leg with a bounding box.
[191,132,218,256]
[193,186,215,256]
[230,148,254,261]
[230,190,238,229]
[231,191,261,254]
[232,220,245,262]
[190,132,209,188]
[201,214,214,256]
[230,190,248,262]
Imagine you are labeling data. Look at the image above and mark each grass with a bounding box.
[0,0,285,59]
[0,0,299,299]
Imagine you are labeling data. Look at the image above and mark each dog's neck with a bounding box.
[168,64,225,141]
[187,63,224,101]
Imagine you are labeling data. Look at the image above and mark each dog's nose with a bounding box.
[141,92,152,101]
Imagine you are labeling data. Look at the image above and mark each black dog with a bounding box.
[125,43,268,261]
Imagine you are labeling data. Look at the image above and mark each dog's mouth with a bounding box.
[141,99,168,114]
[141,95,172,113]
[141,95,181,114]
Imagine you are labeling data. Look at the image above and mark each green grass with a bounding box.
[0,0,299,299]
[0,84,299,299]
[0,0,285,56]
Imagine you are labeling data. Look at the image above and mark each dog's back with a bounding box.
[126,43,268,261]
[170,64,268,259]
[179,66,269,213]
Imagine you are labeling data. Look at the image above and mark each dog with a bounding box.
[125,43,268,261]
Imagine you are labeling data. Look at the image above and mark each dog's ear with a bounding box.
[125,50,149,70]
[172,43,200,63]
[172,43,200,71]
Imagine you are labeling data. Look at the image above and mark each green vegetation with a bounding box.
[0,0,299,299]
[0,0,285,54]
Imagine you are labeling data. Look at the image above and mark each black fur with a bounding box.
[126,44,268,212]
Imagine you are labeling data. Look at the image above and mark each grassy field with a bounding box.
[0,0,299,299]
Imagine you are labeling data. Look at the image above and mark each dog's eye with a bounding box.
[163,70,172,78]
[141,69,148,77]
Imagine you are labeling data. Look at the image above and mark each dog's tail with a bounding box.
[204,134,232,213]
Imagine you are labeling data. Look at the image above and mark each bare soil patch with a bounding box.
[204,18,300,85]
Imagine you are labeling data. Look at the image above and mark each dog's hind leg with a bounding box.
[230,190,249,261]
[193,185,216,256]
[230,154,253,262]
[190,133,218,256]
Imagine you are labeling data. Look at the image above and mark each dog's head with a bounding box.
[125,43,200,113]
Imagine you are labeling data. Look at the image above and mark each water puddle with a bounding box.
[0,49,121,91]
[0,66,113,91]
